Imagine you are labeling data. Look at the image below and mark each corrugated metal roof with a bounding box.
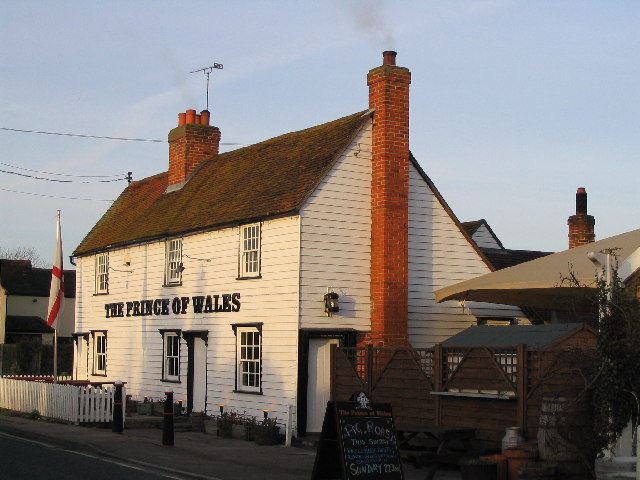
[442,323,587,348]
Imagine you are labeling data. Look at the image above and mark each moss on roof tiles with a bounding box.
[74,110,371,256]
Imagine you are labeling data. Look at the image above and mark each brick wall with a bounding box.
[568,188,595,248]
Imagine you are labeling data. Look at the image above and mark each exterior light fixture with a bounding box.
[324,292,339,316]
[263,409,269,420]
[177,263,185,273]
[219,404,225,415]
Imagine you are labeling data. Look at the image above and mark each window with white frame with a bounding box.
[95,253,109,294]
[235,325,261,392]
[165,239,183,285]
[92,331,107,376]
[240,224,261,278]
[161,330,181,382]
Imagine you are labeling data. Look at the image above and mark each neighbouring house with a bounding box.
[461,219,552,271]
[71,52,524,436]
[0,259,75,344]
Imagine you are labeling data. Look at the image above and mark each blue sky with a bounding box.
[1,1,638,269]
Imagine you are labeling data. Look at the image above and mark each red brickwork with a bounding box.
[367,52,411,347]
[168,110,220,186]
[567,187,595,248]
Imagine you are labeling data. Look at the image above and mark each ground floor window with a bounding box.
[92,330,107,376]
[233,324,262,393]
[160,329,181,382]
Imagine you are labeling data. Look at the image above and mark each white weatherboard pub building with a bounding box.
[72,52,520,436]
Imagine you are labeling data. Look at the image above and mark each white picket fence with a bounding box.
[0,377,123,425]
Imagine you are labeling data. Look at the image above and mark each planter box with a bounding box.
[217,421,232,438]
[137,402,152,416]
[204,419,218,435]
[232,424,247,440]
[255,427,280,445]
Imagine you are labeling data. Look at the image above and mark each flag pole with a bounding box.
[47,210,64,384]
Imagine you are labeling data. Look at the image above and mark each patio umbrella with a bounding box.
[435,229,640,310]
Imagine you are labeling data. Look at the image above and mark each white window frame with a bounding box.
[240,223,261,278]
[92,331,107,376]
[95,253,109,294]
[162,330,181,382]
[235,326,261,392]
[165,238,183,285]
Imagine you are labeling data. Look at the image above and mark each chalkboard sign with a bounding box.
[311,394,404,480]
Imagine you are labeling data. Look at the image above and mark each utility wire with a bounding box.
[0,162,124,178]
[0,127,163,143]
[0,168,126,183]
[1,126,245,145]
[0,187,114,202]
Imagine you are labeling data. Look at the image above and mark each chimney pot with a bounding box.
[178,113,186,127]
[200,110,210,126]
[382,51,397,66]
[185,109,196,124]
[195,114,201,125]
[576,187,587,214]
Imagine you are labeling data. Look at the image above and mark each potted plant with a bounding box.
[254,417,280,445]
[204,414,218,435]
[459,458,498,480]
[231,412,248,440]
[244,415,257,441]
[217,411,236,438]
[190,411,207,432]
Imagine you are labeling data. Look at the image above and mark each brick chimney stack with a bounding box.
[168,109,220,187]
[367,51,411,347]
[568,187,595,248]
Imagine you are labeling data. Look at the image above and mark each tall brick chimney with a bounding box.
[168,109,220,187]
[367,51,411,347]
[568,187,595,248]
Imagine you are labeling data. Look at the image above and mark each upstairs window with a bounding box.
[95,253,109,294]
[165,239,183,286]
[240,224,261,278]
[92,331,107,376]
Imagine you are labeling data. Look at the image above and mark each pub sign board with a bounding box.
[311,393,404,480]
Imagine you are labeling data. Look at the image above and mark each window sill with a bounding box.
[233,389,263,395]
[93,292,109,296]
[236,275,262,281]
[92,373,107,377]
[162,283,182,288]
[161,379,181,384]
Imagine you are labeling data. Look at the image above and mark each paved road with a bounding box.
[0,432,183,480]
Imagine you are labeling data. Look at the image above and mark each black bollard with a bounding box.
[112,380,124,434]
[162,388,174,446]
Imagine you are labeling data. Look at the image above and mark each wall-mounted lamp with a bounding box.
[263,409,269,420]
[219,404,225,415]
[324,292,339,316]
[176,263,186,273]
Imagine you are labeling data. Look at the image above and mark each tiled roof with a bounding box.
[481,248,552,270]
[0,259,76,297]
[442,323,591,348]
[74,110,371,256]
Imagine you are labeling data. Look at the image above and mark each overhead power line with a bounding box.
[0,162,124,178]
[0,187,114,202]
[0,168,126,183]
[0,127,163,143]
[1,126,245,146]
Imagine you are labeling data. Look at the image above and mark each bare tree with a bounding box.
[0,245,47,268]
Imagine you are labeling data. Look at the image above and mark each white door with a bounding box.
[307,338,339,432]
[191,338,207,412]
